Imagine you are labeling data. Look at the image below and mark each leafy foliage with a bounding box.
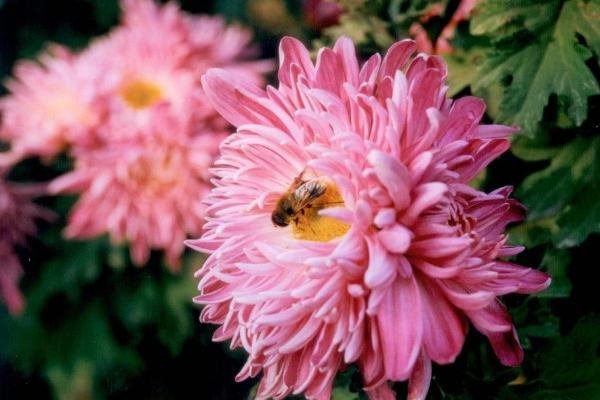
[470,0,600,136]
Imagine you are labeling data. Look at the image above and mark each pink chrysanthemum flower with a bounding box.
[80,22,201,139]
[80,0,271,140]
[188,37,551,399]
[41,0,270,268]
[0,46,100,162]
[50,108,225,270]
[122,0,269,78]
[0,172,50,314]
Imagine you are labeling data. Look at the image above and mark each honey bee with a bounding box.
[271,172,329,227]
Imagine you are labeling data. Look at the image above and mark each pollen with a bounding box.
[292,182,350,242]
[121,80,164,110]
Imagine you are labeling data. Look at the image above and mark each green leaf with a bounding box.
[514,134,600,248]
[535,248,572,298]
[555,178,600,247]
[554,136,600,247]
[158,265,198,354]
[445,46,487,97]
[7,300,142,391]
[517,138,584,220]
[508,217,558,248]
[27,237,106,307]
[90,0,120,30]
[45,360,95,400]
[497,316,600,399]
[471,0,600,136]
[114,255,198,355]
[332,387,360,400]
[215,0,246,21]
[511,135,559,162]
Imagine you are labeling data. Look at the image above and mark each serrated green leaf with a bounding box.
[445,46,486,96]
[471,0,559,37]
[471,0,600,136]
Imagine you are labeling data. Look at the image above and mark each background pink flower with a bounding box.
[121,0,272,84]
[0,45,101,162]
[0,172,50,314]
[31,0,272,268]
[189,36,550,399]
[50,109,225,270]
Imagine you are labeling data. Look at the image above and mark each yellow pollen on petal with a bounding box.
[292,182,351,242]
[121,80,164,110]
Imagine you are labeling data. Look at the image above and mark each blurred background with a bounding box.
[1,0,599,399]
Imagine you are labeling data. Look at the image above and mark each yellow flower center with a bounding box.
[121,80,164,110]
[292,182,351,242]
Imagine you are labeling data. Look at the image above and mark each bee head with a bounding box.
[271,198,294,227]
[271,211,289,227]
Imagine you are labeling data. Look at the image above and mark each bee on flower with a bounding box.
[188,36,551,399]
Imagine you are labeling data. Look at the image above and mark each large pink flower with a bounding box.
[0,173,50,314]
[50,108,224,270]
[0,46,100,162]
[188,37,551,399]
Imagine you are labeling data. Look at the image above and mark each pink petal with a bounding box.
[488,326,524,367]
[377,276,423,381]
[377,224,413,254]
[380,40,417,80]
[278,36,315,85]
[367,149,411,210]
[419,279,466,363]
[407,352,432,400]
[365,382,396,400]
[201,68,266,127]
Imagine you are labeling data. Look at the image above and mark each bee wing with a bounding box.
[293,180,327,208]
